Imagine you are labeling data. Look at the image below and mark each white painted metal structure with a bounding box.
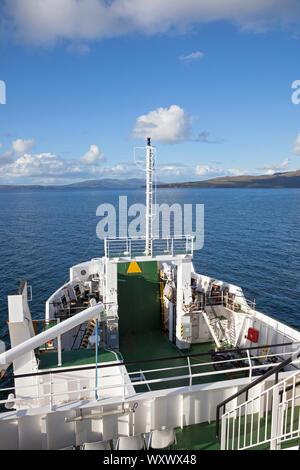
[220,350,300,450]
[104,236,194,259]
[0,139,299,450]
[0,302,105,374]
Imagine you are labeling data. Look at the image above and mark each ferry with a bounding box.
[0,139,299,450]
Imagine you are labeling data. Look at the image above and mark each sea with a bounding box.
[0,187,299,348]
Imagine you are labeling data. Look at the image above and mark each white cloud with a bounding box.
[1,152,66,178]
[11,138,34,154]
[3,1,299,46]
[0,139,148,183]
[179,51,204,62]
[257,157,290,174]
[195,165,247,179]
[131,105,192,144]
[0,150,14,166]
[226,168,248,176]
[195,165,223,177]
[157,164,188,177]
[78,144,105,165]
[0,139,107,182]
[195,159,291,180]
[101,164,136,177]
[0,138,34,166]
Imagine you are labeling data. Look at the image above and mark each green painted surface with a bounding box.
[37,321,56,351]
[117,261,161,337]
[173,422,220,450]
[117,260,248,391]
[171,406,300,450]
[38,348,122,370]
[120,332,244,392]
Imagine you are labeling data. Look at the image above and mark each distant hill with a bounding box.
[0,178,145,190]
[156,170,300,188]
[2,170,300,190]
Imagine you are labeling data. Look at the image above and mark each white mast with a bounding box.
[145,137,155,255]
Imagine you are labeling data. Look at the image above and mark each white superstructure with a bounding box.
[0,139,299,451]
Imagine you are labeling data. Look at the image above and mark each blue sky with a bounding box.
[1,1,300,184]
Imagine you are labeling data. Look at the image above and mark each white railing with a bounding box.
[104,236,194,259]
[220,368,300,450]
[1,346,299,414]
[195,294,256,313]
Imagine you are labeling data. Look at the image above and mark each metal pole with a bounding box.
[56,318,62,367]
[49,373,53,411]
[187,356,192,387]
[145,137,154,256]
[246,349,252,383]
[95,319,99,400]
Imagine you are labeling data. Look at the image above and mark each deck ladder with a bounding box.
[80,318,96,350]
[202,299,231,348]
[202,311,221,348]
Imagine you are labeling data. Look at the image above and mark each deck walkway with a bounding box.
[38,348,122,370]
[120,331,246,391]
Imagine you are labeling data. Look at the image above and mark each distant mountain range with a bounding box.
[1,170,300,190]
[0,178,145,190]
[156,170,300,189]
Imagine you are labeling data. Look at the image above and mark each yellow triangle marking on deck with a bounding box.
[127,261,142,274]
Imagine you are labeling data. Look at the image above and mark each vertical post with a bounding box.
[57,318,62,367]
[187,356,192,387]
[247,349,252,383]
[95,319,99,400]
[145,137,154,256]
[270,388,281,450]
[122,365,126,401]
[220,414,227,450]
[49,373,53,411]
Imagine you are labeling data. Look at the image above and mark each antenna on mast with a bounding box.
[134,138,156,256]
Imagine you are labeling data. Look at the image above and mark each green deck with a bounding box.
[120,331,247,391]
[38,348,122,370]
[173,422,220,450]
[117,260,246,391]
[171,413,300,450]
[117,261,161,336]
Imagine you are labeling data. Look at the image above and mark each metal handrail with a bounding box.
[5,341,298,381]
[0,343,299,412]
[1,349,295,396]
[215,347,300,443]
[198,293,255,313]
[0,349,295,396]
[219,370,300,450]
[1,358,297,410]
[104,235,194,258]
